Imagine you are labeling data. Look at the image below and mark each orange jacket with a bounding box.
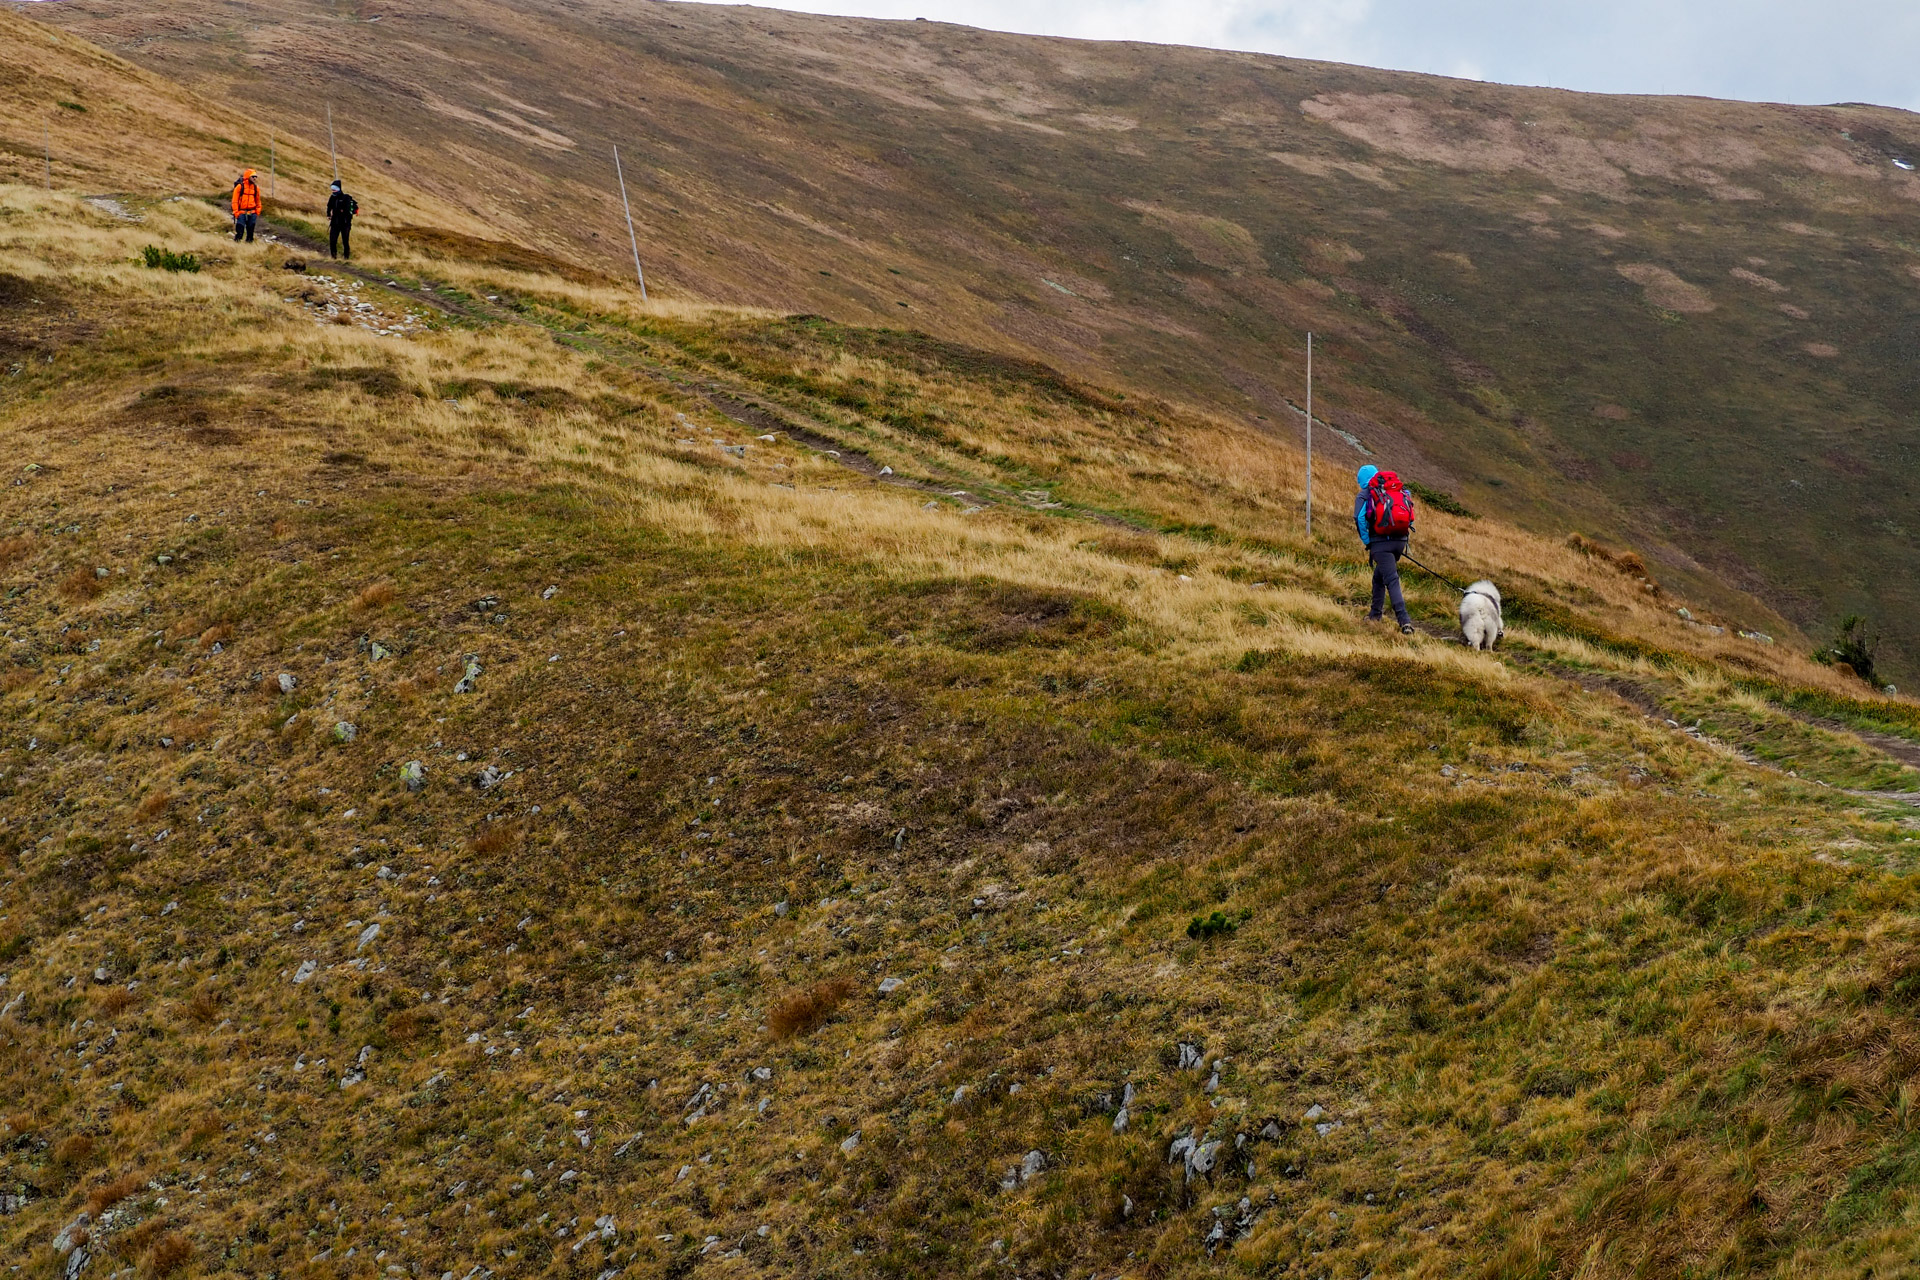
[231,171,262,217]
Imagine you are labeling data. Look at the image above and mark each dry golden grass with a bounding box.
[465,821,519,857]
[52,1133,96,1176]
[0,535,28,569]
[135,791,170,820]
[0,667,30,692]
[58,565,103,601]
[146,1233,193,1277]
[94,986,137,1018]
[352,580,399,610]
[194,622,230,649]
[183,990,218,1026]
[86,1172,144,1216]
[769,977,857,1039]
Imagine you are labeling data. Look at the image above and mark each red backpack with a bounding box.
[1366,471,1415,537]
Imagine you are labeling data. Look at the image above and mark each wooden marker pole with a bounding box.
[613,146,647,301]
[1305,332,1313,538]
[327,104,339,182]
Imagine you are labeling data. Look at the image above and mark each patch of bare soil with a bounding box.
[1617,263,1716,313]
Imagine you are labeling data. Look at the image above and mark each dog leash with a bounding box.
[1400,551,1471,595]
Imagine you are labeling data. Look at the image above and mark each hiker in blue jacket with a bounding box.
[1354,464,1415,634]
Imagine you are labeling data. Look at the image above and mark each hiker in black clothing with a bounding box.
[327,180,358,260]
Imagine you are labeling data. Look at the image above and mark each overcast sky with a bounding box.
[699,0,1920,112]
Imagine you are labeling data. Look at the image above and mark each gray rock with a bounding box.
[52,1212,90,1255]
[369,640,392,662]
[1315,1121,1337,1136]
[402,761,426,792]
[773,901,788,917]
[1020,1150,1045,1182]
[1303,1104,1325,1121]
[92,967,108,984]
[1122,1082,1135,1107]
[1189,1140,1221,1179]
[454,655,482,694]
[0,1192,26,1214]
[64,1245,89,1280]
[334,721,357,743]
[839,1131,860,1154]
[1122,1194,1134,1218]
[951,1086,968,1106]
[1205,1070,1220,1094]
[752,1067,773,1081]
[376,865,394,880]
[292,960,318,985]
[1177,1042,1204,1071]
[541,585,558,600]
[1259,1120,1282,1141]
[356,923,381,952]
[357,1044,376,1068]
[877,977,903,995]
[277,672,297,694]
[477,765,503,790]
[1168,1132,1195,1164]
[1111,1106,1128,1134]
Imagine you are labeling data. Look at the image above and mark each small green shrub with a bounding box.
[1186,911,1238,941]
[140,245,200,274]
[1408,480,1475,519]
[1826,615,1881,687]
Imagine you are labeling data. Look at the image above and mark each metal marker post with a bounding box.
[1305,332,1313,538]
[613,146,647,301]
[327,104,339,182]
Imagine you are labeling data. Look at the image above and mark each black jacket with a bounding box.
[327,190,358,224]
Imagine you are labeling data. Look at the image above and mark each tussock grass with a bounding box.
[768,977,857,1039]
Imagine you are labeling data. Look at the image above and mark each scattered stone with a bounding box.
[402,761,426,792]
[0,1192,27,1214]
[1168,1132,1195,1164]
[52,1212,89,1255]
[542,585,558,600]
[292,960,318,985]
[334,721,357,743]
[356,923,381,952]
[1177,1042,1205,1071]
[277,672,297,693]
[1315,1121,1339,1137]
[162,901,178,916]
[773,901,789,917]
[1121,1195,1134,1218]
[877,977,903,995]
[1205,1069,1220,1094]
[1189,1140,1221,1179]
[369,640,392,661]
[92,967,108,984]
[752,1067,773,1081]
[839,1131,860,1154]
[1112,1106,1128,1134]
[879,466,893,475]
[454,655,482,694]
[951,1086,968,1106]
[1259,1120,1282,1141]
[477,764,503,790]
[922,501,939,511]
[1020,1150,1045,1182]
[1303,1104,1325,1121]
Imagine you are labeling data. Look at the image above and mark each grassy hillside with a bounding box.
[33,0,1920,680]
[10,17,1920,1280]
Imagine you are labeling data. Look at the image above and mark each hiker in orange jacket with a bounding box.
[231,169,262,243]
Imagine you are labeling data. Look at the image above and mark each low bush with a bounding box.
[140,246,200,273]
[769,977,855,1038]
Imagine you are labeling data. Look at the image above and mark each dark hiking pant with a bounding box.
[233,213,257,242]
[1369,539,1411,626]
[329,221,352,260]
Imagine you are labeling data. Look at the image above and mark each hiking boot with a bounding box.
[1400,624,1416,635]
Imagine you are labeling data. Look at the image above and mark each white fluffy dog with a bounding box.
[1459,580,1504,650]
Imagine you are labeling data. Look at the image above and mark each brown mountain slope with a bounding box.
[12,5,1920,657]
[39,1,1920,682]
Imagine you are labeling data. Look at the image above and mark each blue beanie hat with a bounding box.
[1356,464,1378,488]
